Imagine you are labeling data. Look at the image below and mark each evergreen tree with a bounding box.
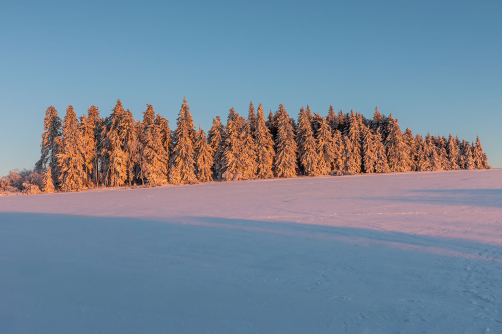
[42,166,55,193]
[447,134,460,170]
[343,135,358,174]
[140,104,168,186]
[78,114,96,187]
[472,136,487,169]
[255,104,275,179]
[415,134,430,171]
[374,130,390,173]
[296,107,318,176]
[247,102,257,133]
[386,117,411,172]
[316,115,335,175]
[194,126,214,182]
[223,115,243,181]
[362,127,378,173]
[170,98,198,184]
[327,105,338,131]
[240,121,257,179]
[87,105,103,186]
[345,110,362,173]
[403,128,416,171]
[57,105,85,191]
[332,130,345,171]
[36,106,62,187]
[372,106,384,133]
[208,116,225,180]
[274,104,297,178]
[156,114,171,165]
[100,100,128,187]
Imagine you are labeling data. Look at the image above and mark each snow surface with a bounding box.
[1,169,501,333]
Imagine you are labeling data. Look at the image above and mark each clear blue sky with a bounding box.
[1,0,501,175]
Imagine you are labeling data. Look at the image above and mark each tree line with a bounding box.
[2,98,489,195]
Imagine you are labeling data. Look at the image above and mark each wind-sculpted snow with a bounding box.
[0,170,501,333]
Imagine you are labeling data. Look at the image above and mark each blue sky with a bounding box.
[1,0,501,175]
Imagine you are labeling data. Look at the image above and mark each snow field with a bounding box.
[0,169,501,333]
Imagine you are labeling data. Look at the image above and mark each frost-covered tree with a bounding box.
[35,106,62,187]
[332,130,345,171]
[386,117,411,172]
[140,105,168,186]
[240,121,257,179]
[472,136,487,169]
[296,107,318,176]
[100,100,128,187]
[247,102,257,133]
[374,130,390,173]
[195,125,214,182]
[170,98,198,184]
[223,114,243,181]
[208,116,225,180]
[345,110,362,173]
[57,105,85,192]
[403,128,416,171]
[254,104,275,179]
[87,105,103,186]
[327,105,338,131]
[274,104,297,178]
[447,134,460,170]
[343,135,358,174]
[78,114,96,188]
[362,127,378,173]
[316,115,335,175]
[42,166,55,193]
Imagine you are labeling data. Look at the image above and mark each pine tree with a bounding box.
[374,130,390,173]
[447,134,460,170]
[343,135,358,174]
[208,116,225,180]
[345,110,362,173]
[472,136,486,169]
[100,100,128,187]
[274,104,297,178]
[255,104,275,179]
[327,105,338,131]
[140,105,168,186]
[372,106,384,133]
[415,134,430,171]
[194,125,214,182]
[36,106,62,188]
[170,98,198,184]
[296,107,318,176]
[362,127,378,173]
[41,166,55,193]
[247,102,257,133]
[87,105,103,186]
[403,128,416,171]
[316,115,335,175]
[223,115,243,181]
[57,105,85,191]
[332,130,345,171]
[240,121,257,179]
[78,114,96,188]
[386,117,411,172]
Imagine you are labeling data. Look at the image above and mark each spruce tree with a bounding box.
[194,126,214,182]
[447,134,460,170]
[57,105,85,191]
[316,115,335,175]
[255,104,275,179]
[362,127,378,173]
[87,105,103,186]
[42,166,55,193]
[472,136,486,169]
[386,117,411,172]
[247,102,257,133]
[403,128,416,171]
[36,106,62,187]
[208,116,225,180]
[374,130,390,173]
[327,105,338,131]
[140,104,168,186]
[240,121,257,179]
[223,115,243,181]
[332,130,345,171]
[79,114,96,188]
[296,107,318,176]
[101,100,128,187]
[415,134,430,171]
[170,98,198,184]
[274,104,297,178]
[345,110,362,173]
[343,135,358,174]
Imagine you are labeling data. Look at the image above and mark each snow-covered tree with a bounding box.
[208,116,225,180]
[274,104,297,178]
[386,117,411,172]
[195,125,214,182]
[247,102,257,133]
[374,130,390,173]
[255,104,275,179]
[316,115,335,175]
[327,105,338,131]
[170,98,198,184]
[362,127,378,173]
[447,134,460,170]
[332,130,345,171]
[87,105,103,186]
[403,128,416,171]
[223,114,243,181]
[57,105,85,192]
[35,106,62,187]
[472,136,487,169]
[140,104,168,186]
[345,110,362,173]
[41,166,55,193]
[296,107,318,176]
[240,121,257,179]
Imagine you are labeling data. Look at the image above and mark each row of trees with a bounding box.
[31,99,488,193]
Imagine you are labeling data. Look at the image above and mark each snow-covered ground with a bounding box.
[1,170,501,333]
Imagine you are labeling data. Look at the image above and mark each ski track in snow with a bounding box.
[0,169,501,333]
